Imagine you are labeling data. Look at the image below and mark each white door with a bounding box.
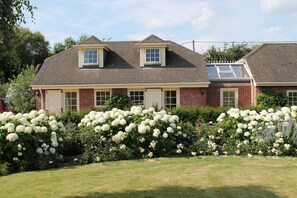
[46,90,62,113]
[146,89,162,108]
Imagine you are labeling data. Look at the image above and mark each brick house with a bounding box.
[31,35,297,113]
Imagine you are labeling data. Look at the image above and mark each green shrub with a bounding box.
[191,106,297,157]
[58,110,82,125]
[104,94,132,110]
[257,90,287,108]
[0,110,66,172]
[168,106,229,125]
[78,107,196,163]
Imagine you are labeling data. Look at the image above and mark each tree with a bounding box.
[0,0,35,82]
[51,34,89,55]
[203,43,256,63]
[15,27,50,66]
[10,65,38,112]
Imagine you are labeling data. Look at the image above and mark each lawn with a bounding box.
[0,156,296,198]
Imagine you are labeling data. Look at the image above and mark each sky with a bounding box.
[24,0,297,52]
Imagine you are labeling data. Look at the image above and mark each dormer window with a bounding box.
[84,50,98,64]
[146,49,160,63]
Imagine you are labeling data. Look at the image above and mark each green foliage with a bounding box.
[0,0,36,82]
[59,110,82,125]
[10,65,38,112]
[204,43,256,62]
[257,90,287,108]
[168,106,230,125]
[0,82,9,98]
[15,27,49,67]
[104,94,132,110]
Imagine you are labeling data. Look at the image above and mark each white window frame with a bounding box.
[128,89,145,107]
[287,90,297,106]
[163,89,180,108]
[220,88,238,107]
[145,48,161,64]
[64,90,79,112]
[83,49,99,65]
[94,90,112,107]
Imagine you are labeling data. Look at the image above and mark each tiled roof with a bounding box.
[32,35,209,86]
[243,43,297,84]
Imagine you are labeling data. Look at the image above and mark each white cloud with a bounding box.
[260,0,297,14]
[191,7,216,29]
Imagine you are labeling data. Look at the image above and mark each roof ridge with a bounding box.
[139,34,166,43]
[45,47,75,62]
[241,43,267,60]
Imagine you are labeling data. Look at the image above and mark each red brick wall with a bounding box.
[180,88,207,106]
[79,89,94,110]
[207,84,251,107]
[112,88,128,95]
[36,90,46,110]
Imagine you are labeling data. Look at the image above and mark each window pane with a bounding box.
[130,91,144,106]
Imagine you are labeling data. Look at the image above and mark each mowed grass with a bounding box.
[0,156,297,198]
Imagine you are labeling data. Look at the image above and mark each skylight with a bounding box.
[207,63,250,79]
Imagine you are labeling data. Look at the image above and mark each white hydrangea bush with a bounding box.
[78,106,195,162]
[0,110,65,168]
[192,106,297,157]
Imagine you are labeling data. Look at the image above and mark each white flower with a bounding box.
[41,126,48,133]
[213,151,219,156]
[120,144,126,150]
[258,150,263,155]
[49,147,56,154]
[236,128,243,133]
[191,152,197,156]
[149,120,156,126]
[284,144,291,150]
[96,156,101,162]
[235,150,240,155]
[18,152,23,156]
[167,127,174,133]
[6,133,18,142]
[74,158,78,162]
[139,137,145,143]
[153,129,161,137]
[16,125,25,133]
[148,152,153,158]
[237,123,243,128]
[275,132,283,138]
[101,124,110,131]
[176,149,182,153]
[200,137,204,142]
[139,147,145,153]
[36,148,43,154]
[138,125,147,134]
[268,108,274,113]
[120,119,127,125]
[18,144,22,150]
[51,125,58,131]
[150,140,157,149]
[244,132,250,137]
[163,132,168,138]
[248,153,253,158]
[7,127,14,133]
[24,126,32,134]
[49,115,55,121]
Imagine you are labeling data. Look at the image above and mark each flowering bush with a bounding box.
[78,106,196,163]
[191,106,297,157]
[0,110,65,171]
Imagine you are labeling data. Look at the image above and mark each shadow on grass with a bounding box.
[66,185,281,198]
